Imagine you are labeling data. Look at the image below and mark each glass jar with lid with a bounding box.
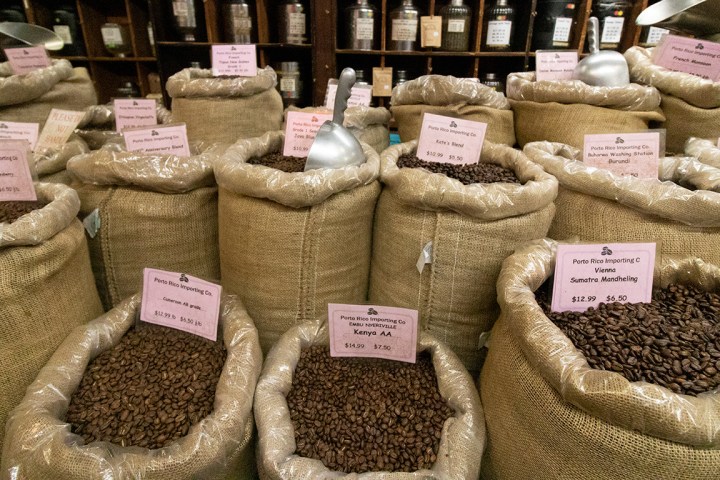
[532,0,579,50]
[480,72,505,94]
[389,0,421,52]
[101,23,132,57]
[591,1,631,50]
[440,0,472,52]
[279,0,308,44]
[345,0,378,50]
[223,0,254,44]
[482,0,516,52]
[278,61,302,108]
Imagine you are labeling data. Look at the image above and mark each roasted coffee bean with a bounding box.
[397,153,521,185]
[248,151,306,172]
[536,283,720,396]
[0,201,46,223]
[65,324,226,450]
[287,346,454,474]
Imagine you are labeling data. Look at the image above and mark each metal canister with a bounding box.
[279,0,308,44]
[223,0,253,44]
[389,0,420,52]
[346,0,378,50]
[278,61,302,107]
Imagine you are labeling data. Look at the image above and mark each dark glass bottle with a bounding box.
[440,0,472,52]
[171,0,204,42]
[52,4,85,56]
[482,0,515,52]
[532,1,579,50]
[591,1,631,50]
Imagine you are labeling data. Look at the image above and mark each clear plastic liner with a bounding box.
[215,131,380,208]
[34,134,89,176]
[380,140,558,220]
[390,74,510,109]
[166,66,278,99]
[625,46,720,110]
[524,141,720,227]
[0,182,80,248]
[254,321,485,479]
[75,103,174,150]
[686,137,720,169]
[506,71,661,111]
[1,293,263,479]
[497,238,720,447]
[0,59,74,107]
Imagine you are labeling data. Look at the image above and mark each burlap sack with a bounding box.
[34,134,89,184]
[524,141,720,265]
[0,183,103,458]
[75,102,174,150]
[67,144,223,309]
[507,71,665,149]
[480,239,720,480]
[2,293,262,479]
[215,131,381,354]
[368,140,557,373]
[625,47,720,154]
[0,60,97,129]
[286,105,391,153]
[167,66,284,144]
[254,322,485,479]
[390,74,515,145]
[686,137,720,169]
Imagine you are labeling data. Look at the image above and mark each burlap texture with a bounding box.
[254,322,485,479]
[167,66,284,144]
[75,103,174,150]
[67,145,221,309]
[686,137,720,169]
[0,60,97,129]
[660,94,720,154]
[480,239,720,479]
[35,134,88,183]
[368,141,557,373]
[1,293,262,479]
[215,131,380,354]
[1,183,103,459]
[524,141,720,265]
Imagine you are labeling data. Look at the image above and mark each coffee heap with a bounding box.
[397,153,521,185]
[248,152,307,172]
[538,284,720,396]
[0,201,46,223]
[287,346,454,473]
[65,323,226,449]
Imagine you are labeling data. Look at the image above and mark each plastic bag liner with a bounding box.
[507,71,664,149]
[389,74,515,145]
[67,143,224,309]
[1,293,262,480]
[285,105,391,153]
[368,140,557,373]
[254,321,485,480]
[75,102,174,150]
[686,137,720,169]
[34,134,89,184]
[0,59,97,129]
[524,141,720,265]
[480,239,720,480]
[215,130,380,354]
[0,182,103,458]
[167,66,284,144]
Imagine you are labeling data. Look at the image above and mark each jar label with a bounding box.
[600,16,624,44]
[101,26,124,45]
[0,140,36,202]
[582,131,661,179]
[552,17,572,43]
[114,98,158,133]
[172,1,189,16]
[53,25,73,45]
[416,113,487,165]
[4,46,51,75]
[211,44,257,77]
[392,18,418,42]
[354,17,374,40]
[486,20,512,46]
[447,19,466,33]
[36,108,85,151]
[123,123,191,157]
[283,111,333,157]
[0,121,38,150]
[288,12,306,35]
[280,77,297,92]
[645,26,668,46]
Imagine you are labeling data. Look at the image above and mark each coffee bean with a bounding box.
[397,153,522,186]
[0,201,46,223]
[248,152,306,172]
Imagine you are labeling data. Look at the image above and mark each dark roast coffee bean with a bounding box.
[397,153,521,186]
[248,152,306,172]
[0,201,46,223]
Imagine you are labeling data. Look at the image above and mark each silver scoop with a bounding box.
[635,0,720,42]
[572,17,630,87]
[0,22,64,52]
[304,67,365,171]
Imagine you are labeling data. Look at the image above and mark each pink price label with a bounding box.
[583,132,661,179]
[123,123,191,157]
[0,121,39,150]
[328,303,418,363]
[4,46,51,75]
[416,113,487,165]
[36,109,85,151]
[652,34,720,81]
[114,98,158,132]
[536,50,579,81]
[324,83,373,109]
[211,44,258,77]
[140,268,222,341]
[283,111,333,157]
[551,243,656,313]
[0,140,36,201]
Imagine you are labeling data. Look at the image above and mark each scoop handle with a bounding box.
[333,68,356,126]
[587,16,599,55]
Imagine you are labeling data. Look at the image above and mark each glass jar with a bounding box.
[393,69,410,88]
[223,0,254,44]
[591,1,631,50]
[441,0,472,52]
[532,0,579,50]
[480,72,505,93]
[345,0,378,50]
[483,0,515,52]
[0,6,26,23]
[171,0,202,42]
[389,0,421,52]
[116,81,141,98]
[101,23,132,57]
[52,4,85,56]
[278,61,302,108]
[279,0,308,44]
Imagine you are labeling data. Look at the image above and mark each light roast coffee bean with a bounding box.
[65,323,226,449]
[248,152,306,172]
[397,153,521,186]
[287,346,454,473]
[0,201,46,223]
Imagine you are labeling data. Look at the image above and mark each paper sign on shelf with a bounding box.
[372,67,393,97]
[652,34,720,81]
[551,243,656,313]
[35,109,85,152]
[328,303,418,363]
[324,82,373,109]
[583,131,661,179]
[0,140,36,201]
[0,121,39,150]
[416,113,487,165]
[282,111,333,157]
[140,268,222,341]
[211,44,257,77]
[113,98,158,132]
[123,123,191,157]
[4,46,51,75]
[536,50,579,81]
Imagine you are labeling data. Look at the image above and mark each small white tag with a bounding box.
[416,241,433,273]
[82,208,101,238]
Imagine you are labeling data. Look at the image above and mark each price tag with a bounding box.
[645,26,669,46]
[140,268,222,341]
[600,17,624,44]
[123,123,191,157]
[551,243,656,312]
[36,109,85,151]
[113,98,158,132]
[0,140,36,201]
[552,17,573,43]
[324,82,372,109]
[652,34,720,81]
[0,121,39,151]
[211,44,257,77]
[486,20,512,47]
[4,46,51,75]
[328,303,418,363]
[416,113,487,165]
[583,131,661,179]
[536,50,579,81]
[372,67,393,97]
[420,16,442,48]
[282,111,332,157]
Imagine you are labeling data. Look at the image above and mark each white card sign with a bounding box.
[4,46,51,75]
[416,113,487,165]
[211,44,257,77]
[35,109,85,151]
[0,121,39,151]
[583,131,661,179]
[324,82,373,109]
[113,98,158,132]
[123,123,191,157]
[282,111,333,157]
[0,140,36,201]
[536,50,579,81]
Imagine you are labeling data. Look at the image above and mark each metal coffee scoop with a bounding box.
[572,17,630,87]
[0,22,64,51]
[636,0,720,42]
